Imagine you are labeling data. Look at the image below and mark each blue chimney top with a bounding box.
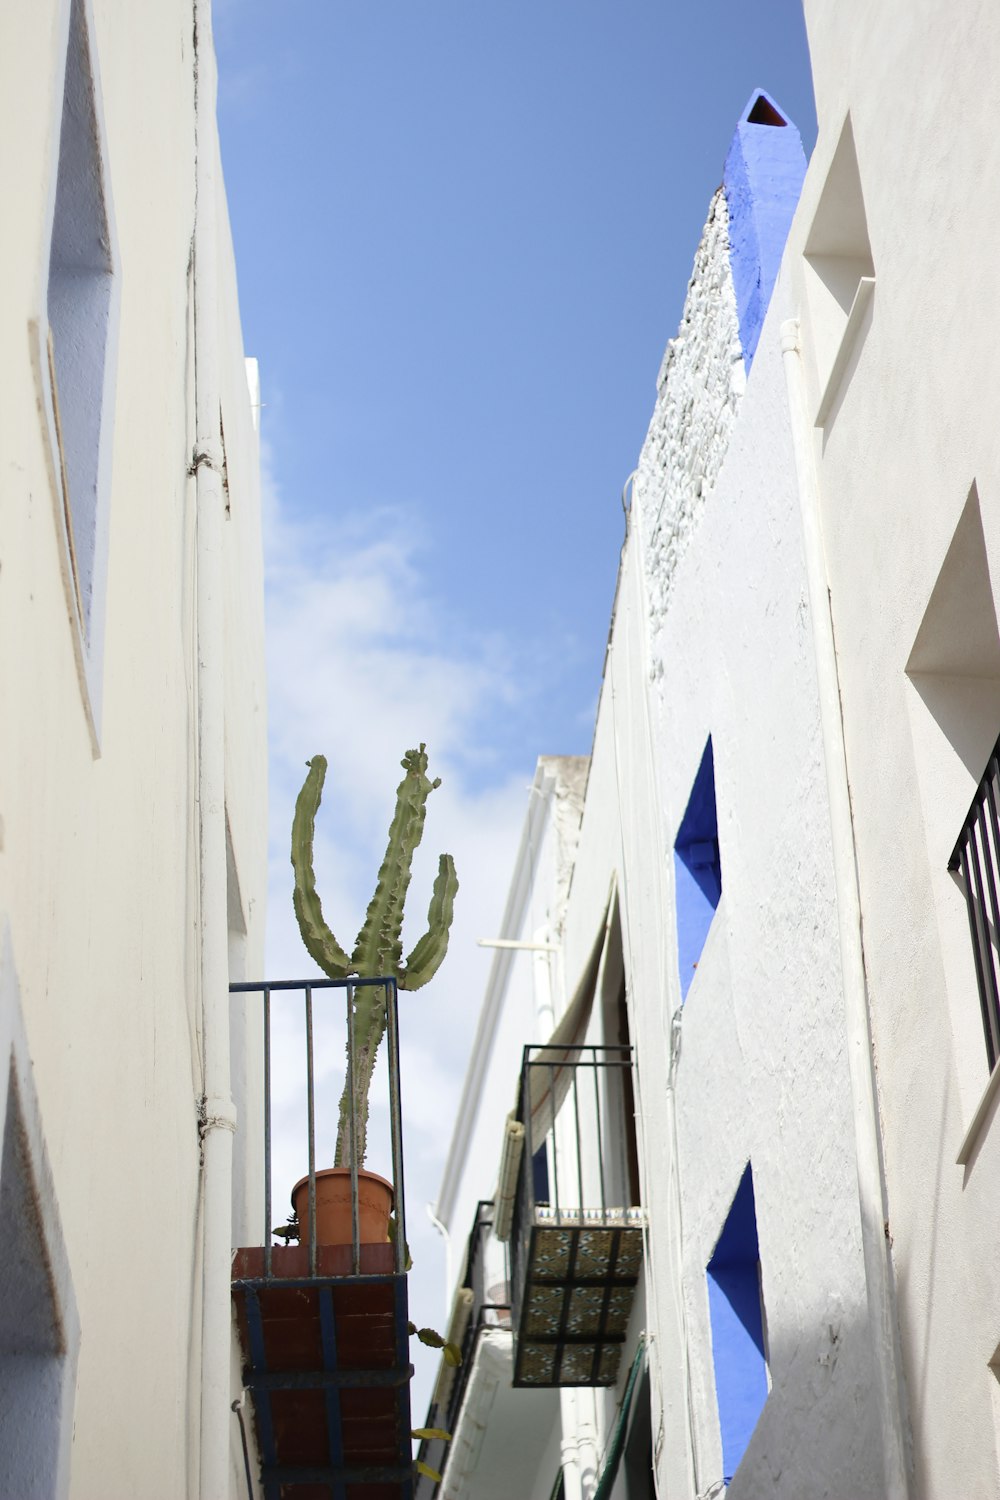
[723,90,807,370]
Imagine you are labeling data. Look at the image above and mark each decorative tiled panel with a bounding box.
[531,1228,572,1281]
[518,1343,558,1385]
[529,1225,643,1286]
[514,1217,644,1387]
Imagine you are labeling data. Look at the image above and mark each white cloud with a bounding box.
[260,441,528,1418]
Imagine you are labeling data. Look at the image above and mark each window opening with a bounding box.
[46,0,116,637]
[804,115,875,426]
[674,738,722,1000]
[706,1164,768,1485]
[905,482,1000,1117]
[746,93,787,127]
[531,1143,550,1206]
[0,1070,67,1495]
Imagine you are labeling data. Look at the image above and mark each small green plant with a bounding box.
[291,744,458,1168]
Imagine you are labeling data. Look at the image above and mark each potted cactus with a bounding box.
[289,744,458,1246]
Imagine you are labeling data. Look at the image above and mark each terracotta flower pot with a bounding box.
[291,1166,394,1247]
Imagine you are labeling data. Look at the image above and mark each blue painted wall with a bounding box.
[723,90,807,370]
[707,1165,769,1484]
[674,738,721,1000]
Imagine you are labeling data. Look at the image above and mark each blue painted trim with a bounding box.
[392,1274,415,1487]
[723,90,807,370]
[245,1287,281,1500]
[674,738,721,1000]
[707,1165,768,1484]
[318,1285,346,1496]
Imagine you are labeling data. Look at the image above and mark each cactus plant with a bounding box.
[291,744,458,1167]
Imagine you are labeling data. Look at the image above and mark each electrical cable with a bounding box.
[232,1396,256,1500]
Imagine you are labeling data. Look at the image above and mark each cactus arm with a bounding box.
[291,743,457,1167]
[291,756,353,979]
[351,746,439,978]
[400,854,458,989]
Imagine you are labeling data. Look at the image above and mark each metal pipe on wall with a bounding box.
[193,2,238,1494]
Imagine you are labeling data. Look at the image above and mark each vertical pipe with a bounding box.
[346,983,360,1274]
[385,979,407,1275]
[959,843,995,1070]
[263,990,272,1279]
[968,822,1000,1066]
[548,1061,560,1222]
[974,808,1000,971]
[193,4,237,1495]
[559,1388,584,1500]
[572,1065,584,1216]
[305,987,317,1278]
[782,319,910,1500]
[594,1056,606,1216]
[516,1053,532,1330]
[982,768,1000,1055]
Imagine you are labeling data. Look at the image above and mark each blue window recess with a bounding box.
[674,737,721,1000]
[707,1165,769,1485]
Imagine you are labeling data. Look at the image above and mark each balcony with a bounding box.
[507,1044,644,1388]
[414,1200,560,1500]
[949,735,1000,1070]
[230,977,414,1500]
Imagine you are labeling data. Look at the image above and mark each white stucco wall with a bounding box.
[785,6,1000,1493]
[623,272,885,1496]
[637,189,746,641]
[432,149,897,1497]
[0,3,267,1494]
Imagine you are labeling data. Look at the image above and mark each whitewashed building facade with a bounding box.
[0,2,268,1496]
[418,7,1000,1492]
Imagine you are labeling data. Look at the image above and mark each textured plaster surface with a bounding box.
[635,190,745,641]
[789,5,1000,1492]
[437,198,890,1497]
[0,2,268,1494]
[590,274,886,1496]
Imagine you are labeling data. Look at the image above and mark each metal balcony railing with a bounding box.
[949,739,1000,1071]
[445,1201,511,1427]
[414,1200,511,1497]
[509,1044,643,1388]
[229,977,414,1500]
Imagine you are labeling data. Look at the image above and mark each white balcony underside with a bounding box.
[441,1330,560,1500]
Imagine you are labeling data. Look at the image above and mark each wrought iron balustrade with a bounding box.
[414,1200,511,1497]
[950,740,1000,1071]
[229,977,413,1500]
[509,1044,643,1388]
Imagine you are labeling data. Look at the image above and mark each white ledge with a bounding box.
[956,1060,1000,1167]
[815,276,876,426]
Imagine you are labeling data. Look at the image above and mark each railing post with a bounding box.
[263,988,272,1279]
[346,982,360,1275]
[305,986,317,1278]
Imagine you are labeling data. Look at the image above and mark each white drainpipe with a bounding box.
[559,1388,584,1500]
[193,3,237,1496]
[780,318,910,1500]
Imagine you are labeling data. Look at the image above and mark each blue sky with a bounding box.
[217,0,816,781]
[214,0,816,1423]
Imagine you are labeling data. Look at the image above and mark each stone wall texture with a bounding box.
[635,189,745,647]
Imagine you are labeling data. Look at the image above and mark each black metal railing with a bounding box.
[229,976,407,1277]
[414,1200,512,1497]
[949,742,1000,1071]
[229,977,414,1499]
[510,1043,637,1332]
[446,1201,511,1434]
